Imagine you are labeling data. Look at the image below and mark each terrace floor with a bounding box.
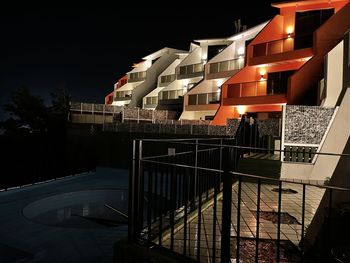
[162,182,325,262]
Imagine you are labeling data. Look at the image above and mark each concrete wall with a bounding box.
[176,45,202,68]
[281,89,350,182]
[157,59,182,84]
[71,114,114,124]
[284,105,335,144]
[322,41,344,107]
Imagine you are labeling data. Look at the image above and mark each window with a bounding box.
[267,70,294,95]
[209,63,219,74]
[197,94,207,105]
[295,8,334,49]
[219,61,229,72]
[160,74,175,83]
[179,63,203,76]
[188,95,197,105]
[129,71,147,82]
[209,59,241,74]
[193,63,203,73]
[145,96,157,105]
[115,90,132,99]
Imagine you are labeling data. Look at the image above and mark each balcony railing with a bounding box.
[252,37,293,57]
[228,80,267,98]
[115,91,132,100]
[128,71,147,83]
[159,74,176,87]
[208,58,243,74]
[227,79,287,98]
[159,89,185,101]
[144,96,158,108]
[177,63,204,79]
[188,92,221,105]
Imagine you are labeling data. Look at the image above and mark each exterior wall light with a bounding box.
[259,69,266,80]
[237,105,246,116]
[286,27,293,38]
[237,47,245,57]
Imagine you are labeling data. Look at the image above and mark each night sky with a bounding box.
[0,3,281,120]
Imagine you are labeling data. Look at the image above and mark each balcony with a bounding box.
[128,71,147,83]
[143,96,158,109]
[209,58,243,73]
[207,58,244,79]
[159,89,185,101]
[252,37,294,57]
[115,91,132,101]
[188,92,220,106]
[177,63,204,79]
[157,89,185,110]
[225,80,287,105]
[249,37,313,66]
[159,74,176,87]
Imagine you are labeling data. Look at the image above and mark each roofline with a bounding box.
[272,0,347,8]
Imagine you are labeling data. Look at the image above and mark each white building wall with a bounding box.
[177,46,202,67]
[281,89,350,182]
[157,59,182,85]
[128,60,151,74]
[322,41,344,107]
[209,42,236,63]
[129,51,180,107]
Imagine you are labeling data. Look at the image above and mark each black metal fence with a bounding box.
[128,136,350,262]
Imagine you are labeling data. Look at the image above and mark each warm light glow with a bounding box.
[237,106,246,115]
[237,47,245,56]
[259,69,266,79]
[286,26,293,34]
[216,79,224,87]
[182,79,189,87]
[286,26,293,38]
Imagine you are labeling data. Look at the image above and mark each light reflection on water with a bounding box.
[23,189,128,228]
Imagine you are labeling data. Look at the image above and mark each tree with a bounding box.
[3,87,48,133]
[50,87,71,117]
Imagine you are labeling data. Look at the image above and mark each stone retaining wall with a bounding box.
[284,106,335,144]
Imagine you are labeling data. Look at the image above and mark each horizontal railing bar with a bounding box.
[143,140,350,158]
[229,171,350,192]
[139,138,232,142]
[140,158,350,191]
[141,159,223,174]
[142,147,219,160]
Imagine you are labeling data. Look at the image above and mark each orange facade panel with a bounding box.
[248,47,313,66]
[223,94,287,106]
[105,91,114,105]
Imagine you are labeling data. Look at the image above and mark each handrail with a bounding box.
[140,158,350,191]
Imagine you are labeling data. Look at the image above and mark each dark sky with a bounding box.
[0,3,281,120]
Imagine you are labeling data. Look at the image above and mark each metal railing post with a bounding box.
[194,139,199,201]
[129,140,139,242]
[255,178,261,262]
[221,146,233,263]
[301,184,306,261]
[277,180,282,263]
[137,140,144,239]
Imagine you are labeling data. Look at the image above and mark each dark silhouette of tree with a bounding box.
[50,87,71,117]
[2,87,48,133]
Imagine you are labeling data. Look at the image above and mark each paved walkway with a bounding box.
[163,182,325,262]
[0,167,128,263]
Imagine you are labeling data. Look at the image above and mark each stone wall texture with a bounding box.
[227,119,240,135]
[257,119,280,137]
[284,106,335,144]
[106,123,234,136]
